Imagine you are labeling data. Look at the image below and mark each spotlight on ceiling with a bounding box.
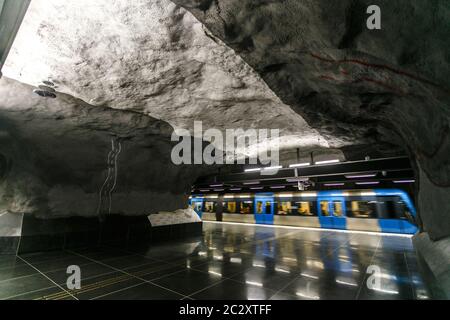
[33,89,56,98]
[33,80,57,98]
[42,80,56,87]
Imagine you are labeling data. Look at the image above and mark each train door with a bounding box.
[317,195,347,229]
[254,194,274,225]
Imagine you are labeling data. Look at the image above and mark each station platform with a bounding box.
[0,222,431,300]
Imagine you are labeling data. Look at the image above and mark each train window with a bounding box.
[296,201,317,216]
[256,201,264,214]
[265,202,272,214]
[376,196,408,220]
[275,201,291,215]
[333,201,343,217]
[240,201,253,214]
[320,201,330,216]
[397,200,412,220]
[347,201,377,219]
[204,202,216,213]
[384,200,397,219]
[225,202,237,213]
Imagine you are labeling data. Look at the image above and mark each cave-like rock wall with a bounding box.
[0,77,207,219]
[173,0,450,240]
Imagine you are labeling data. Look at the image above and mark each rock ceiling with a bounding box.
[2,0,340,159]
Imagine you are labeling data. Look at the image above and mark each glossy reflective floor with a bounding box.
[0,222,431,300]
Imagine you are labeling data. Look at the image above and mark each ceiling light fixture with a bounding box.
[243,181,260,185]
[245,168,261,173]
[289,162,311,168]
[33,88,56,98]
[315,159,340,165]
[393,180,415,184]
[356,181,380,185]
[346,174,377,179]
[263,166,282,171]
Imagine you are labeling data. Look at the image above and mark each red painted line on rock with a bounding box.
[310,53,449,94]
[318,73,407,96]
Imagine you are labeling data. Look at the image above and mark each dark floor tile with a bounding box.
[192,260,251,278]
[357,282,414,300]
[0,273,55,300]
[44,262,116,286]
[139,249,190,263]
[68,246,131,261]
[11,286,76,300]
[0,256,24,270]
[153,269,222,296]
[27,256,93,273]
[94,282,184,300]
[101,254,158,269]
[191,279,276,300]
[230,267,298,291]
[279,274,363,300]
[65,272,143,300]
[0,263,38,281]
[125,260,186,281]
[270,292,302,300]
[19,251,77,264]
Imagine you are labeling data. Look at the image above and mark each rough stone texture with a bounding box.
[149,208,201,226]
[3,0,333,157]
[413,233,450,299]
[173,0,450,240]
[0,77,206,218]
[0,212,22,237]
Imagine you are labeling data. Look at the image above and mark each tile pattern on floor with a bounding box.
[0,222,432,300]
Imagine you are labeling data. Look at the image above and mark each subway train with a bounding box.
[189,189,418,234]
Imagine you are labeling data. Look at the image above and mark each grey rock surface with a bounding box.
[3,0,333,156]
[413,233,450,299]
[0,77,206,218]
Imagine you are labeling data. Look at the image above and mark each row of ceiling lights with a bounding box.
[244,159,341,173]
[194,158,414,193]
[195,179,415,193]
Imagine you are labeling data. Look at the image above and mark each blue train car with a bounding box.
[189,189,418,235]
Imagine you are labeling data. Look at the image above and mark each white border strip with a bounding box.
[203,221,414,238]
